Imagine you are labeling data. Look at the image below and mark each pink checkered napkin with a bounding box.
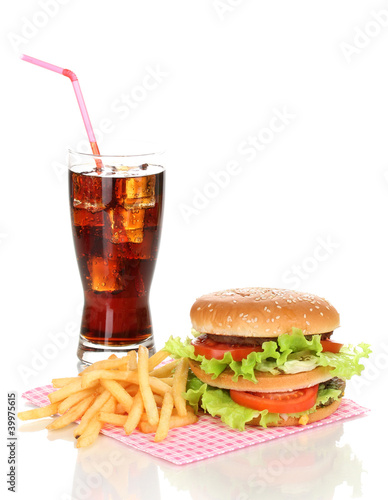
[22,385,369,465]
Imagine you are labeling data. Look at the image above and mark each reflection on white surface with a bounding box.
[71,436,162,500]
[161,422,363,500]
[68,421,363,500]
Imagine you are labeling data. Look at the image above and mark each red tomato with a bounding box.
[191,334,263,362]
[230,385,319,413]
[321,340,343,353]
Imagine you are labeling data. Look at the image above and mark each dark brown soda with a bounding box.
[69,166,164,345]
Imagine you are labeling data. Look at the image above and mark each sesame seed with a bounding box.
[320,312,324,316]
[264,306,267,311]
[208,304,212,308]
[197,307,201,311]
[310,308,313,312]
[303,314,306,318]
[277,305,282,309]
[276,316,280,319]
[239,313,243,318]
[265,328,270,332]
[209,309,213,312]
[266,319,270,323]
[315,306,320,309]
[306,321,310,325]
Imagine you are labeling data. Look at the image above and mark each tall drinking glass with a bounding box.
[68,149,165,364]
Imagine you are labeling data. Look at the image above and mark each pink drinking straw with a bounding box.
[21,54,102,161]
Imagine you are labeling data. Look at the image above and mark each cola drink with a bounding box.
[69,156,164,363]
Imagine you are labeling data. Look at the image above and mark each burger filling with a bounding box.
[164,328,371,382]
[182,373,347,431]
[206,331,333,346]
[316,377,345,406]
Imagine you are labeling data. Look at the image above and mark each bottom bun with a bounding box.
[247,399,342,427]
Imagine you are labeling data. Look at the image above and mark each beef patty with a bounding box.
[206,331,333,347]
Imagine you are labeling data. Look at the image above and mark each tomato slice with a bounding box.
[192,334,342,361]
[321,340,343,353]
[191,334,263,362]
[230,385,319,413]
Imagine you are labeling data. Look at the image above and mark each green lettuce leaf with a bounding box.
[164,329,371,382]
[315,343,371,379]
[183,375,344,430]
[183,372,207,413]
[201,388,260,431]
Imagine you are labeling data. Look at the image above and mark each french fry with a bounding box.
[58,388,97,414]
[81,369,134,388]
[115,403,127,414]
[48,378,84,403]
[125,351,138,371]
[101,379,134,413]
[139,412,198,434]
[74,390,111,438]
[124,372,171,396]
[172,358,189,417]
[18,402,60,421]
[80,354,131,374]
[153,394,164,407]
[76,396,116,448]
[138,406,193,421]
[76,418,101,448]
[148,349,169,371]
[150,359,179,378]
[98,412,127,426]
[124,390,144,435]
[19,347,198,446]
[52,377,80,388]
[136,403,192,419]
[154,391,174,442]
[158,377,173,386]
[147,376,172,396]
[125,384,140,397]
[46,395,95,430]
[138,345,159,426]
[102,395,117,414]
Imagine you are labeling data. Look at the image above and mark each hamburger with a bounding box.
[164,287,371,430]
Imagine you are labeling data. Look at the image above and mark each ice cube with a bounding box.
[72,208,103,227]
[116,176,156,210]
[107,207,145,244]
[72,173,106,213]
[87,256,123,292]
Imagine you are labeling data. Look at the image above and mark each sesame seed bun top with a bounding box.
[190,287,340,338]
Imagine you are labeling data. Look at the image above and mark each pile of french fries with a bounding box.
[18,346,197,446]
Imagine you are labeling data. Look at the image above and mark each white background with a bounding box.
[1,1,388,499]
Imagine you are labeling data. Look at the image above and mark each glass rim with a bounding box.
[68,146,165,159]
